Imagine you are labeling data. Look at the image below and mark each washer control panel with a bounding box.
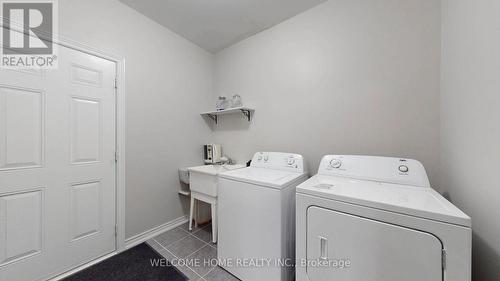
[252,152,305,173]
[318,155,430,188]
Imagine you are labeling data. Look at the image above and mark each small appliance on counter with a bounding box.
[204,144,222,164]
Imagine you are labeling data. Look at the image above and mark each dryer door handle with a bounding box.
[319,236,328,260]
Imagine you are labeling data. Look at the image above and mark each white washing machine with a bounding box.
[296,155,471,281]
[218,152,309,281]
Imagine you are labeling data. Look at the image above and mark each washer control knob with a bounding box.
[287,158,296,165]
[330,159,342,169]
[257,155,263,161]
[399,165,409,173]
[264,155,269,162]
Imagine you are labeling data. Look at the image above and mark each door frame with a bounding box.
[54,39,127,251]
[0,23,127,274]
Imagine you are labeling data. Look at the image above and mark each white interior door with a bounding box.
[0,45,116,281]
[306,206,443,281]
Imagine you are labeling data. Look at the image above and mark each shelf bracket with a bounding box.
[240,109,252,122]
[207,114,218,124]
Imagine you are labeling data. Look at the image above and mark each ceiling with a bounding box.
[119,0,326,53]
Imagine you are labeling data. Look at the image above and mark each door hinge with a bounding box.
[115,151,119,163]
[442,249,447,270]
[114,78,118,90]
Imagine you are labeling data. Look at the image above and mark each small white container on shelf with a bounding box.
[231,94,242,108]
[215,96,228,111]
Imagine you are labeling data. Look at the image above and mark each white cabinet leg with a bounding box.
[211,203,218,243]
[194,199,198,228]
[189,196,195,231]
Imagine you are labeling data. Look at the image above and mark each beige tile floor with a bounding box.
[147,222,240,281]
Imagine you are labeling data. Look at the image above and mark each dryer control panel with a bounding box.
[318,155,430,188]
[251,152,306,173]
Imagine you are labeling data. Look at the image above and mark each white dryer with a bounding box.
[296,155,471,281]
[218,152,309,281]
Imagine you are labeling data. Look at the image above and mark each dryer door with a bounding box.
[306,206,443,281]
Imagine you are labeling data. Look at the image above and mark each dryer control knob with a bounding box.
[399,165,409,173]
[330,159,342,169]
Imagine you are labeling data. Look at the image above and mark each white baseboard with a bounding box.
[48,215,188,281]
[124,215,188,250]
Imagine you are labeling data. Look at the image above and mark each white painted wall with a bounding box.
[212,0,442,185]
[441,1,500,279]
[58,0,214,239]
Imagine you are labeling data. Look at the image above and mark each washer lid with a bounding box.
[220,167,307,189]
[297,175,471,227]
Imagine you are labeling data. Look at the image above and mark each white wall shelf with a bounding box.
[201,106,255,124]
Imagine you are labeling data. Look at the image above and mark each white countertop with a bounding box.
[188,164,246,176]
